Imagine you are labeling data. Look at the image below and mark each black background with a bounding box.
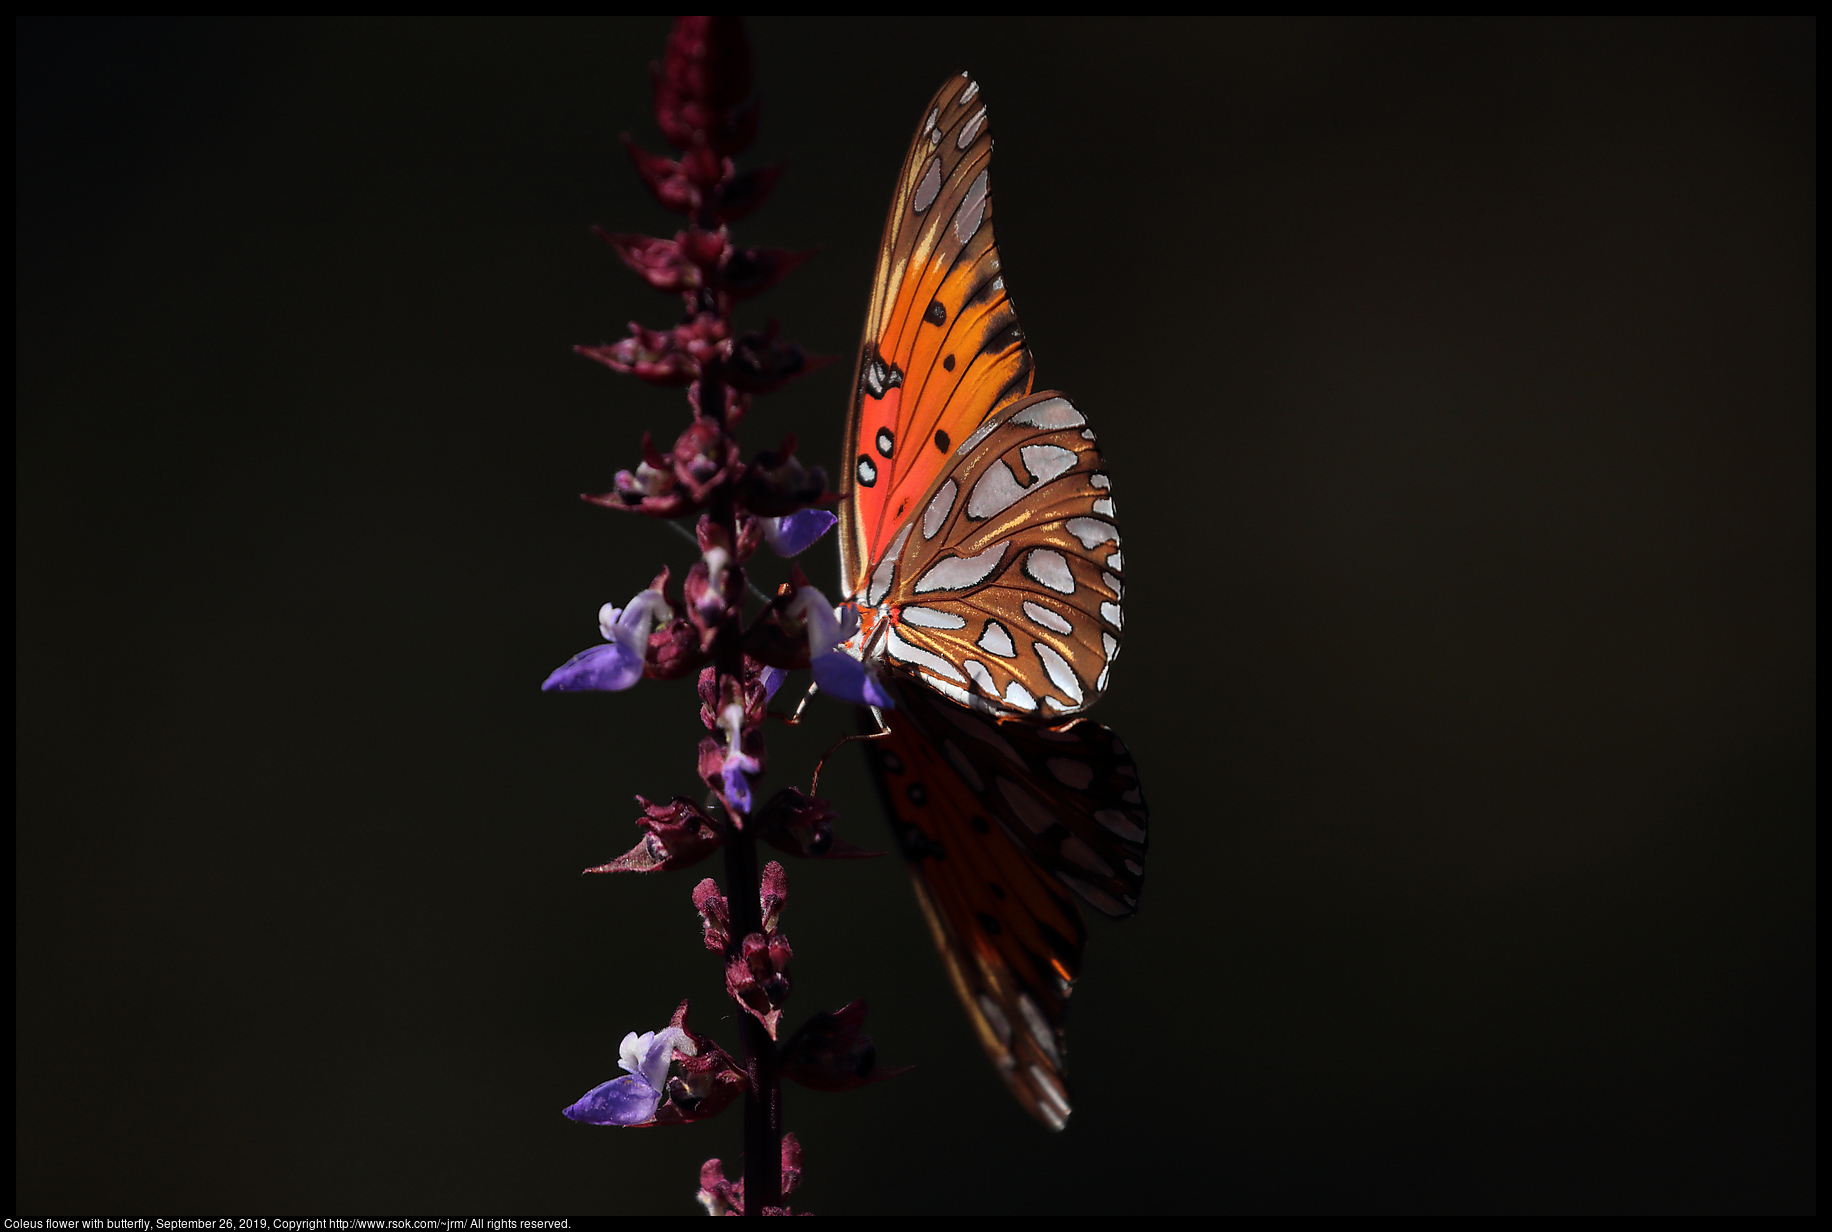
[15,17,1815,1215]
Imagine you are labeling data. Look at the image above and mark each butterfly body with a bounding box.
[838,74,1148,1130]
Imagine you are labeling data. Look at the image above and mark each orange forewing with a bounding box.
[839,74,1036,595]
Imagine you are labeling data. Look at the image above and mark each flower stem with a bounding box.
[705,359,781,1214]
[722,825,782,1213]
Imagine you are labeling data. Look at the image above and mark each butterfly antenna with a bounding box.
[810,728,891,797]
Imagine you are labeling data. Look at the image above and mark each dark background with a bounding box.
[15,17,1815,1215]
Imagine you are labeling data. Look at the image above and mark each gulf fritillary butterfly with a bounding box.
[836,74,1150,1130]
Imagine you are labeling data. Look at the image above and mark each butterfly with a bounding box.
[834,73,1149,1130]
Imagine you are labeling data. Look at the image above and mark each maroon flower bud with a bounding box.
[723,319,835,394]
[575,321,699,386]
[779,1001,910,1093]
[710,162,783,225]
[735,434,830,517]
[651,416,737,509]
[718,245,815,300]
[759,860,789,933]
[754,788,883,860]
[697,1134,801,1216]
[692,879,730,955]
[593,228,700,292]
[620,135,699,215]
[581,429,681,515]
[652,999,749,1127]
[679,225,729,271]
[727,931,791,1038]
[584,795,725,875]
[654,16,757,157]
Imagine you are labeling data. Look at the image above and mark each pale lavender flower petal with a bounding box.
[562,1073,663,1126]
[542,642,644,692]
[761,666,787,700]
[637,1027,689,1092]
[763,509,838,558]
[811,651,894,709]
[721,752,761,813]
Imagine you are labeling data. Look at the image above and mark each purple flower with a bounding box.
[762,509,837,558]
[717,702,762,813]
[562,1025,693,1126]
[542,588,674,692]
[788,587,893,709]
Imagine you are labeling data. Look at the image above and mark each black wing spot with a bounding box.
[970,815,990,834]
[876,427,895,458]
[976,912,1004,936]
[925,300,947,326]
[881,753,903,774]
[856,455,877,487]
[934,429,951,452]
[943,354,956,372]
[907,783,927,806]
[988,881,1006,900]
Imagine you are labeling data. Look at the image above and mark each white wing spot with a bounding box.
[866,523,912,606]
[1095,808,1147,842]
[1018,994,1062,1068]
[1059,873,1128,919]
[977,620,1017,657]
[857,456,876,485]
[1099,601,1123,629]
[1105,551,1123,570]
[978,992,1011,1045]
[925,675,974,707]
[1022,600,1073,634]
[900,605,967,629]
[953,168,989,242]
[1080,429,1097,440]
[1047,756,1094,789]
[956,417,1000,457]
[1019,442,1077,484]
[1089,472,1111,489]
[1010,397,1085,429]
[1062,836,1113,877]
[967,460,1027,520]
[1096,664,1110,691]
[998,777,1056,834]
[1002,679,1037,711]
[1025,548,1076,594]
[1064,517,1118,549]
[883,624,964,682]
[957,106,988,149]
[964,659,999,697]
[913,157,943,213]
[914,540,1009,593]
[1102,571,1124,596]
[923,478,958,539]
[1102,631,1119,661]
[1092,497,1115,517]
[943,738,984,792]
[1034,642,1084,706]
[1029,1065,1070,1129]
[959,78,980,105]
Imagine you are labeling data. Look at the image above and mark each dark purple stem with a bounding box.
[705,366,781,1214]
